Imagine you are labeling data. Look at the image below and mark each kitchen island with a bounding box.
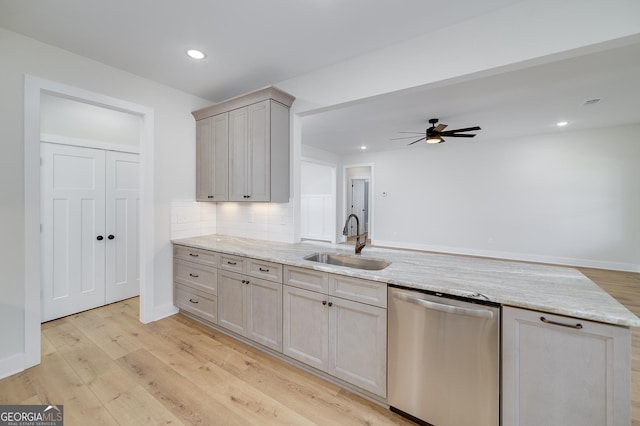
[172,234,638,426]
[173,234,639,327]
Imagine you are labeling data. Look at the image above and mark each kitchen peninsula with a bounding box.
[173,234,638,425]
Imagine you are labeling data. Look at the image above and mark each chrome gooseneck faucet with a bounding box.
[343,214,367,254]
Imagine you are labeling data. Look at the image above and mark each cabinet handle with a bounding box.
[328,301,333,307]
[227,261,237,265]
[108,234,115,240]
[540,316,583,329]
[259,267,270,272]
[322,300,327,305]
[189,298,199,304]
[208,196,214,199]
[241,279,250,284]
[96,235,104,241]
[189,273,199,278]
[189,253,199,257]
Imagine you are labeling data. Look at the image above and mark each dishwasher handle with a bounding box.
[392,291,494,319]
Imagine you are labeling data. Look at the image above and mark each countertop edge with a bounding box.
[172,237,640,328]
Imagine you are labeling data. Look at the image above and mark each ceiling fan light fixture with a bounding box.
[426,135,443,144]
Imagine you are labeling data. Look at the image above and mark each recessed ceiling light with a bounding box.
[556,121,569,127]
[360,145,367,150]
[186,49,206,60]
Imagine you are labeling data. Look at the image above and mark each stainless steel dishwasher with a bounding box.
[388,286,500,426]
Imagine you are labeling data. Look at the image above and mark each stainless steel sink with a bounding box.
[303,252,390,270]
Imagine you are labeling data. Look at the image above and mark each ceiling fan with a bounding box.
[394,118,481,145]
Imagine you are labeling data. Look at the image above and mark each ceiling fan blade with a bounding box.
[397,131,425,134]
[445,133,476,138]
[391,135,425,140]
[446,126,481,133]
[408,137,426,145]
[434,124,447,132]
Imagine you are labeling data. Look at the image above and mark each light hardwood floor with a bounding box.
[0,267,638,425]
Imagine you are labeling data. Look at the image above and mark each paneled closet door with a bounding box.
[105,151,140,304]
[41,143,106,322]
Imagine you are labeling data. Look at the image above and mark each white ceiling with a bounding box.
[0,0,519,102]
[1,1,639,155]
[302,40,640,154]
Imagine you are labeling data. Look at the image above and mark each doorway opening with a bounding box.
[343,164,373,244]
[24,76,154,369]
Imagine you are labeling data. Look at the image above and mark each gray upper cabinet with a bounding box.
[192,86,295,203]
[196,113,228,201]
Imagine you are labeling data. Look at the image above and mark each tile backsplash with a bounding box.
[170,200,294,243]
[216,201,294,243]
[170,201,217,239]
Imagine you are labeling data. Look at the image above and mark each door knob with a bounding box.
[96,235,104,241]
[108,235,115,240]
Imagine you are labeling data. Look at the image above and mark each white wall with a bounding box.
[301,161,335,242]
[40,93,140,145]
[0,27,209,375]
[338,124,640,271]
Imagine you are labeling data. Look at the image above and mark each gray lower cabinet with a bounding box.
[218,269,283,352]
[283,285,329,370]
[283,266,387,397]
[173,247,219,324]
[502,306,631,426]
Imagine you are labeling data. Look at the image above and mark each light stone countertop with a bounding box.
[172,234,640,327]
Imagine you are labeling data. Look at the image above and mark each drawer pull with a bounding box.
[540,316,583,329]
[259,267,270,272]
[227,261,237,265]
[189,253,199,257]
[322,300,327,305]
[189,273,199,278]
[189,298,199,304]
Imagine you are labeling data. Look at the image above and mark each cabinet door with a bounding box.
[196,114,228,201]
[502,306,630,426]
[283,285,329,371]
[246,100,270,201]
[246,277,282,351]
[195,117,212,201]
[211,113,229,200]
[328,297,387,397]
[217,270,247,335]
[228,107,248,201]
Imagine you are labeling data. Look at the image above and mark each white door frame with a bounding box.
[342,163,374,243]
[24,75,155,369]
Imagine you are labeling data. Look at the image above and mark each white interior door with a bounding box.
[41,143,106,322]
[350,179,368,234]
[105,151,140,303]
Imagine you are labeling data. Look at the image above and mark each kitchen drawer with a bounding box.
[175,283,217,324]
[174,245,218,267]
[329,274,387,308]
[247,258,283,283]
[174,259,217,295]
[284,265,328,293]
[219,253,246,273]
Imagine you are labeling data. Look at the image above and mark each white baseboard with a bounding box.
[0,353,25,380]
[372,240,640,273]
[154,303,179,321]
